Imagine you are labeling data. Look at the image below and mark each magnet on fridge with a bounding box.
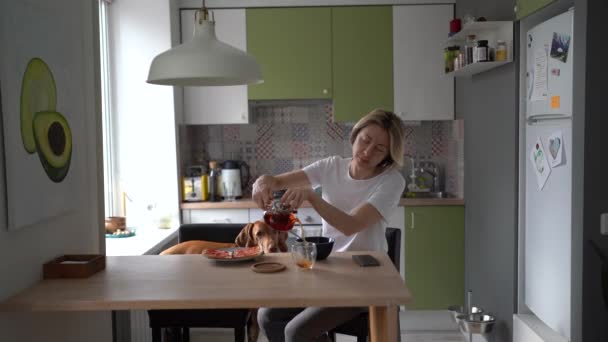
[551,96,560,109]
[551,68,561,76]
[530,138,551,190]
[548,130,565,167]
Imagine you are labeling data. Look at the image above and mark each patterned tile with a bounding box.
[291,123,310,141]
[207,124,223,142]
[290,106,309,123]
[181,103,463,199]
[240,141,256,161]
[273,159,294,174]
[431,121,445,157]
[309,141,327,158]
[256,122,274,159]
[239,124,257,141]
[291,141,310,160]
[223,125,240,142]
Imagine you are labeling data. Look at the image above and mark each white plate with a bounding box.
[204,247,264,262]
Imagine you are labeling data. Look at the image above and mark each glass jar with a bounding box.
[474,40,489,63]
[464,35,476,65]
[495,40,508,61]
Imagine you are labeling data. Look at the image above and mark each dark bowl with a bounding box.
[297,236,335,260]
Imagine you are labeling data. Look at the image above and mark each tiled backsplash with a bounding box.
[180,102,464,198]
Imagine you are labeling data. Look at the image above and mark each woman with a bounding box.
[252,109,406,342]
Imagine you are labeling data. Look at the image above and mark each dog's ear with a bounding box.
[278,231,289,252]
[235,223,255,247]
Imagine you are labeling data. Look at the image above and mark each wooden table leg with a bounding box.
[369,305,398,342]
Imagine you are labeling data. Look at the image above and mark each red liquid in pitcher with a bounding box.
[264,211,301,231]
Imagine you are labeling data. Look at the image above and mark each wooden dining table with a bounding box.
[0,251,411,341]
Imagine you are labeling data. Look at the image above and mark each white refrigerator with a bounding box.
[524,9,574,340]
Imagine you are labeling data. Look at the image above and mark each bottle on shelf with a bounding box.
[208,161,221,202]
[495,40,508,61]
[464,34,476,65]
[474,40,489,63]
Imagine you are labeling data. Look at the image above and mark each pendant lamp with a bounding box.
[147,2,263,86]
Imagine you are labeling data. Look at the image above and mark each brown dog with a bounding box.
[160,221,288,255]
[160,221,288,342]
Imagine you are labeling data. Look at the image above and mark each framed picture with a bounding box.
[0,1,89,230]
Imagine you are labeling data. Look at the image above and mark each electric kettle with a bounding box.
[221,160,250,199]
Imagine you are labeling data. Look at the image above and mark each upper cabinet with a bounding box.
[246,8,332,100]
[393,5,454,121]
[181,9,250,125]
[515,0,557,20]
[332,6,393,122]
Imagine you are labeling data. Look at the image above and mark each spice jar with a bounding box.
[474,40,489,63]
[444,46,460,73]
[495,40,508,61]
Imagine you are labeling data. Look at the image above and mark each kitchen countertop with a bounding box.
[105,224,179,256]
[181,197,465,210]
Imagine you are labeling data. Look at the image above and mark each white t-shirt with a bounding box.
[302,156,405,252]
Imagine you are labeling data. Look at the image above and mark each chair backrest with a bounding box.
[179,223,244,243]
[385,227,401,270]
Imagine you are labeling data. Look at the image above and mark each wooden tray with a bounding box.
[43,254,105,279]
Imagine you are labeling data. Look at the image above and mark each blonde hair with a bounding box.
[349,109,404,169]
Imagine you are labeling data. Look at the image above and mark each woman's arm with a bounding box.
[281,188,384,236]
[252,170,311,209]
[307,193,384,236]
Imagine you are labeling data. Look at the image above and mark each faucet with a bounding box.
[419,161,440,193]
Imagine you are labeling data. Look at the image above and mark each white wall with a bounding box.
[108,0,179,228]
[0,0,110,340]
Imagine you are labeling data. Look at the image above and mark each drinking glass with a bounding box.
[223,181,236,201]
[290,241,317,270]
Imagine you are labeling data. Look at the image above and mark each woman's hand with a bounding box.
[252,175,276,209]
[281,187,315,209]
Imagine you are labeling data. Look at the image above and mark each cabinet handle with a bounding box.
[410,212,415,230]
[322,89,328,94]
[212,218,231,223]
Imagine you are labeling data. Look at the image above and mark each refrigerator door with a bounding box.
[525,119,572,339]
[526,9,574,119]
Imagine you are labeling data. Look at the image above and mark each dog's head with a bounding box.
[235,221,288,253]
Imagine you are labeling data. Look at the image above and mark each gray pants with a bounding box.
[257,307,367,342]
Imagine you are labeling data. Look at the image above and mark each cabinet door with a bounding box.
[246,8,332,100]
[405,206,464,310]
[393,5,454,121]
[516,0,557,20]
[181,9,249,124]
[332,6,393,122]
[184,209,250,224]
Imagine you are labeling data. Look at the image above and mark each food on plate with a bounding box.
[204,246,261,259]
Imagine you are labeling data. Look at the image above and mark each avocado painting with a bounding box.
[20,58,72,183]
[1,0,89,231]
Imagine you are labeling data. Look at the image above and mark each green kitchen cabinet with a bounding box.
[246,8,333,100]
[332,6,393,122]
[516,0,557,19]
[404,206,465,310]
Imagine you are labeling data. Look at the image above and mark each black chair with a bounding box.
[330,227,402,342]
[148,224,250,342]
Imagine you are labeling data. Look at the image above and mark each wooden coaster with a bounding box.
[251,262,286,273]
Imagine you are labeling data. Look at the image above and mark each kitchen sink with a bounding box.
[403,191,453,199]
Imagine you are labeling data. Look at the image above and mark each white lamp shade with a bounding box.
[147,19,263,86]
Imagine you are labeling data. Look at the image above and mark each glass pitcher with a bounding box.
[263,190,299,231]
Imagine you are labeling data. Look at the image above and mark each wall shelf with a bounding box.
[446,59,512,77]
[444,20,513,77]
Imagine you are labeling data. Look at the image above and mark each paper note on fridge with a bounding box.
[531,49,548,102]
[530,137,552,190]
[548,130,564,167]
